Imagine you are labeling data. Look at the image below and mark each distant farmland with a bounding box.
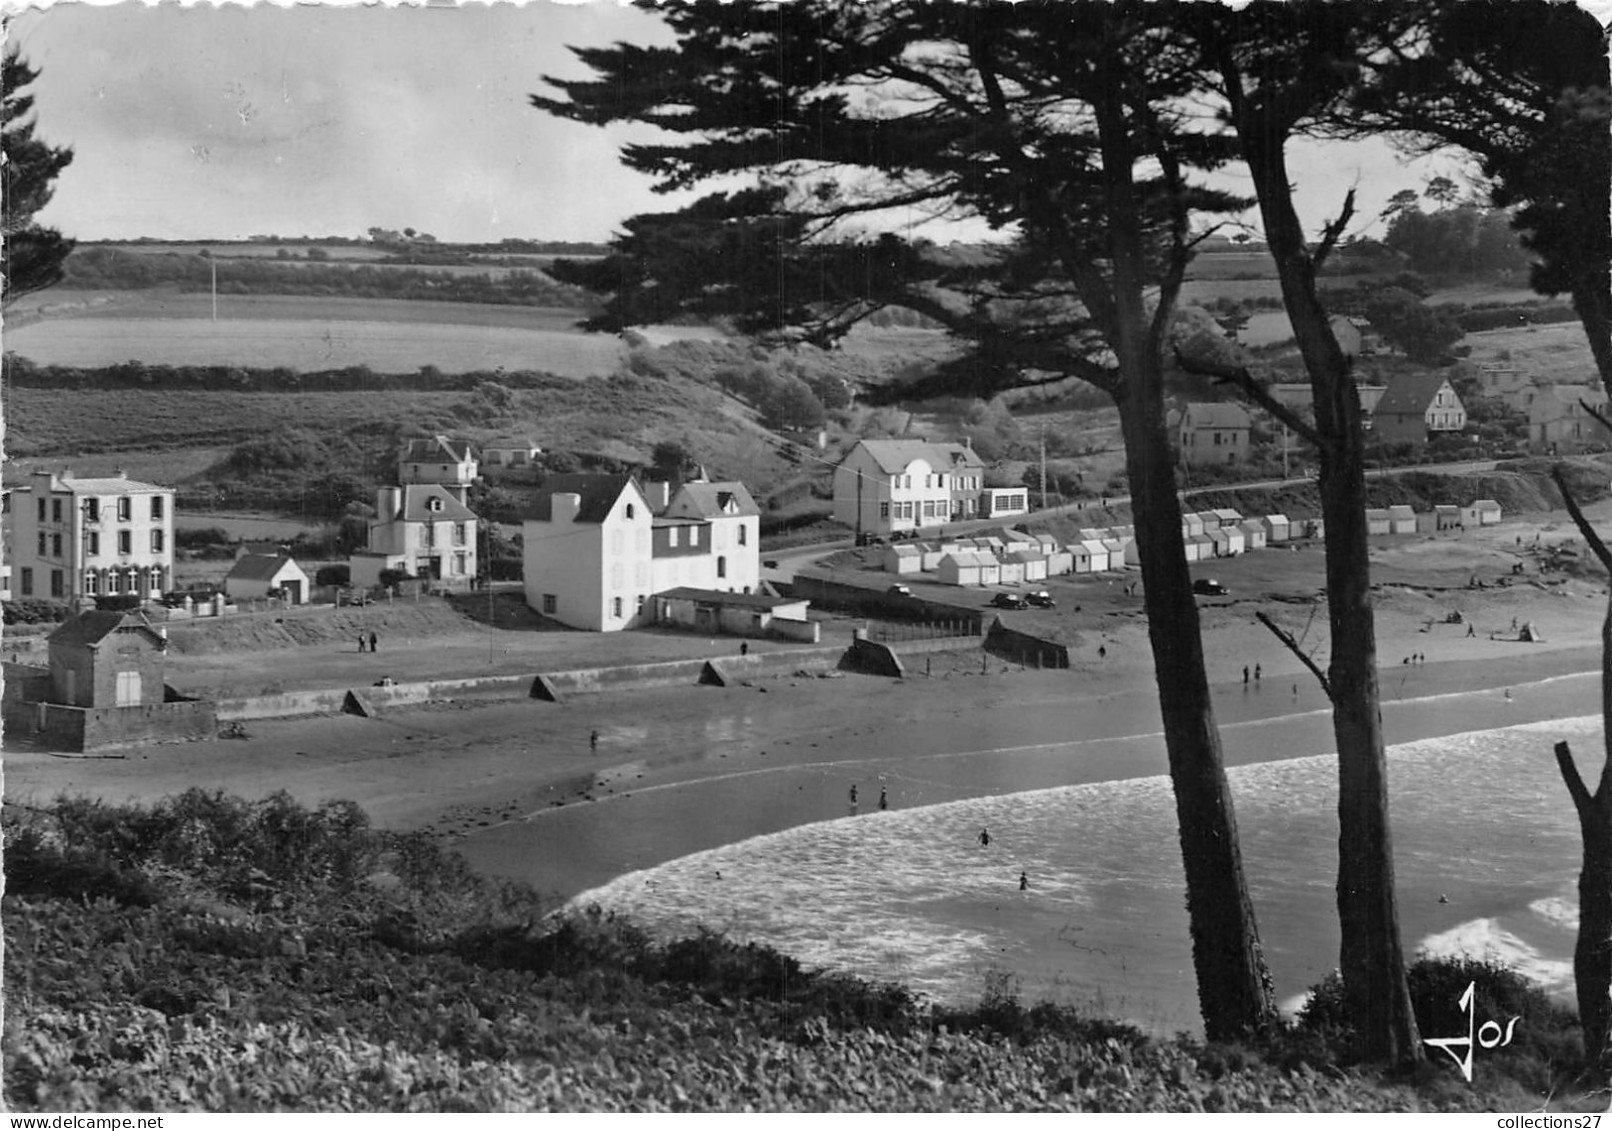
[5,294,628,377]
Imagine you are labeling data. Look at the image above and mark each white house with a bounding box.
[223,554,311,604]
[8,469,175,607]
[1465,499,1503,526]
[351,484,478,591]
[398,435,477,504]
[660,478,763,595]
[832,439,986,537]
[523,474,654,632]
[1262,514,1290,543]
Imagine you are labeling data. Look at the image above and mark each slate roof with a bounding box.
[1373,374,1454,418]
[394,484,476,523]
[400,435,475,463]
[47,610,165,649]
[850,439,985,475]
[671,480,761,518]
[1181,402,1253,430]
[529,474,639,524]
[38,474,169,495]
[226,554,302,582]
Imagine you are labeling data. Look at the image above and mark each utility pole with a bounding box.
[855,468,863,546]
[211,256,218,322]
[1039,424,1048,510]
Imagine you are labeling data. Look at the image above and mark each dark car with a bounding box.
[1026,590,1056,608]
[1192,578,1229,596]
[886,583,914,598]
[991,592,1030,610]
[856,532,887,547]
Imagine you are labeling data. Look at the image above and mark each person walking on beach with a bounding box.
[1467,623,1476,638]
[849,783,859,805]
[369,631,379,653]
[1242,665,1250,685]
[879,786,888,811]
[979,828,991,848]
[589,729,599,754]
[357,634,366,653]
[740,641,749,656]
[1254,663,1261,682]
[1019,871,1029,891]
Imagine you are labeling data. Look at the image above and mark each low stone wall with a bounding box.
[31,700,220,753]
[217,673,534,720]
[784,574,983,632]
[843,637,904,678]
[769,617,821,644]
[983,618,1071,669]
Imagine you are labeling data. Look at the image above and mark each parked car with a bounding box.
[991,591,1030,610]
[763,559,779,569]
[1026,590,1056,608]
[886,584,914,598]
[857,532,887,547]
[1192,578,1229,596]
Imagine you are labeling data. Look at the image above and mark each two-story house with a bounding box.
[523,474,655,632]
[1370,374,1467,447]
[660,479,762,595]
[832,439,986,538]
[1521,382,1609,454]
[8,470,175,607]
[350,484,478,590]
[398,435,477,504]
[1176,403,1252,467]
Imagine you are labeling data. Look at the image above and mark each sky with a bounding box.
[5,0,1610,246]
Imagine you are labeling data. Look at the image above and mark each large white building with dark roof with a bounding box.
[7,470,175,607]
[350,484,478,591]
[832,439,986,538]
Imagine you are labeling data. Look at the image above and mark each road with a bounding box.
[761,457,1505,583]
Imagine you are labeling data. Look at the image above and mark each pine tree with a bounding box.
[3,47,75,305]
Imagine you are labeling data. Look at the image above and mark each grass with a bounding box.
[4,790,1590,1112]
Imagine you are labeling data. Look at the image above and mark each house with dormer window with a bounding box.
[350,484,478,591]
[398,435,477,504]
[833,439,986,537]
[1370,375,1467,447]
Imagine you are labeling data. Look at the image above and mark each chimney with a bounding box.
[377,486,402,518]
[644,479,671,513]
[553,492,582,525]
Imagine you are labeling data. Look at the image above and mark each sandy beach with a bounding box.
[7,505,1611,1027]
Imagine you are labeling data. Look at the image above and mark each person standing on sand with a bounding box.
[979,828,991,848]
[1467,623,1476,638]
[590,729,599,753]
[740,641,749,656]
[879,785,888,811]
[369,631,379,652]
[1243,665,1250,685]
[1254,663,1261,682]
[1019,871,1029,891]
[357,634,366,653]
[849,783,858,805]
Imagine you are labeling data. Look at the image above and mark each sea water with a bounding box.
[569,714,1598,1035]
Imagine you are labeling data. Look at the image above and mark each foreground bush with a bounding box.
[0,792,1575,1111]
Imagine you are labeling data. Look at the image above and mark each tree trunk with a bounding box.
[1570,279,1612,390]
[1235,112,1421,1065]
[1093,68,1277,1041]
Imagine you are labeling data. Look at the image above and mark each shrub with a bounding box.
[315,564,350,587]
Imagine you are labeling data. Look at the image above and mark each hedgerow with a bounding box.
[0,792,1581,1111]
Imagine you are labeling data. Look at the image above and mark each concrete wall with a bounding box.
[984,619,1070,669]
[29,699,219,752]
[785,573,983,631]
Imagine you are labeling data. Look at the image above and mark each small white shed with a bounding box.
[1262,514,1290,543]
[224,554,311,604]
[882,544,923,575]
[1388,505,1418,535]
[1366,508,1392,535]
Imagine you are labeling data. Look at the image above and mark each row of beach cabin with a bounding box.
[1364,499,1501,535]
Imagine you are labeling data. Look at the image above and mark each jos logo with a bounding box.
[1423,980,1521,1082]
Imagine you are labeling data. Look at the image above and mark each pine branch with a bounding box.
[1171,346,1322,445]
[1312,188,1357,273]
[1552,466,1612,571]
[1256,611,1332,701]
[1556,740,1595,812]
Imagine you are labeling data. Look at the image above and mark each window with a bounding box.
[612,596,624,618]
[108,570,122,595]
[428,497,443,513]
[454,553,467,575]
[151,495,164,520]
[690,526,700,547]
[37,533,46,556]
[118,530,132,554]
[50,570,64,598]
[738,526,747,546]
[51,533,61,557]
[542,594,556,614]
[118,497,132,521]
[413,465,421,478]
[717,555,727,578]
[86,498,99,522]
[879,502,890,518]
[454,523,466,545]
[669,527,679,548]
[625,503,635,519]
[20,568,32,595]
[85,570,98,595]
[151,529,165,553]
[87,532,100,557]
[36,498,45,521]
[612,563,623,588]
[51,498,62,523]
[636,594,646,612]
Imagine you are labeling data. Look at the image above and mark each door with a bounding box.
[115,670,142,707]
